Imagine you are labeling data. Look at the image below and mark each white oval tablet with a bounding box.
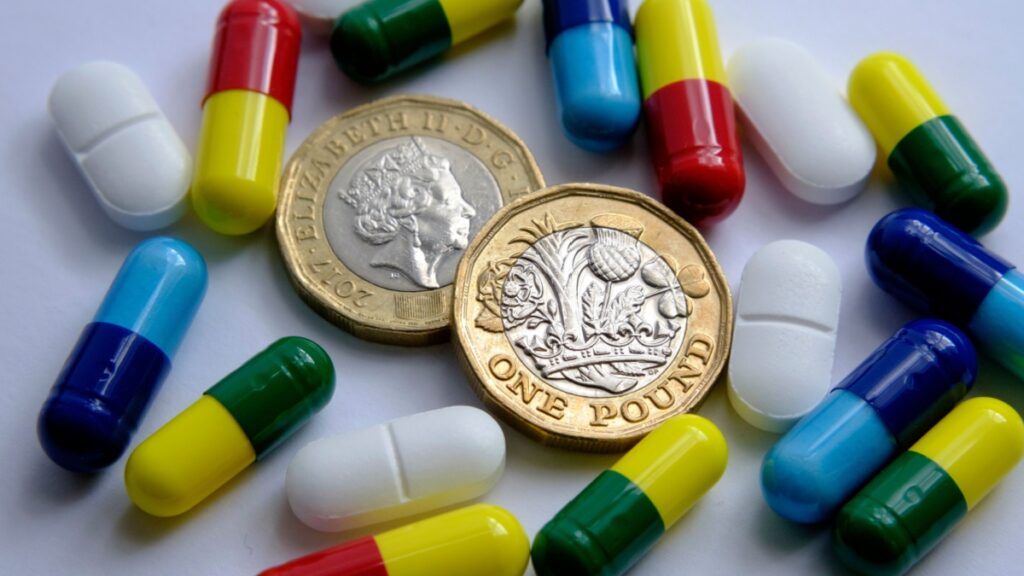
[728,38,875,205]
[286,405,506,532]
[289,0,361,34]
[48,61,191,231]
[728,240,841,433]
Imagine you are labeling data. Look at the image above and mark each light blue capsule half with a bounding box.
[761,390,897,524]
[93,237,207,356]
[970,269,1024,381]
[549,22,641,152]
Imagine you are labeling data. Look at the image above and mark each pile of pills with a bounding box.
[34,0,1021,575]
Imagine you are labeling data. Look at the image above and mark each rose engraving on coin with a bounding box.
[454,185,732,451]
[277,95,544,345]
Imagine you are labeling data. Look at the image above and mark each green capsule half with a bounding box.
[330,0,523,83]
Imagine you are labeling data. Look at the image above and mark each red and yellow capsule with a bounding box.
[259,504,530,576]
[635,0,744,226]
[191,0,301,235]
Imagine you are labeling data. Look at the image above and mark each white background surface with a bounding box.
[2,1,1023,574]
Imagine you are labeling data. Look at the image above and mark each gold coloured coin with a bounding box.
[453,184,732,451]
[277,95,545,345]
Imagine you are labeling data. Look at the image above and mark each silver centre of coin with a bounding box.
[324,136,503,292]
[500,227,689,398]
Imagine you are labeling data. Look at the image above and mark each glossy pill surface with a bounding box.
[728,240,841,433]
[728,39,874,205]
[849,52,1006,235]
[260,504,530,576]
[544,0,640,152]
[761,320,975,524]
[192,0,301,235]
[835,397,1024,575]
[286,405,506,532]
[38,238,206,472]
[868,208,1024,382]
[635,0,744,226]
[48,62,191,231]
[125,337,334,516]
[532,415,727,576]
[331,0,524,83]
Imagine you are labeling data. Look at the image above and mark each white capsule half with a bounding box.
[289,0,361,34]
[48,61,191,231]
[286,405,506,532]
[728,38,875,205]
[728,240,842,433]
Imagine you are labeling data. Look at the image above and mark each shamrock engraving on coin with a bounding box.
[454,184,732,451]
[277,95,544,345]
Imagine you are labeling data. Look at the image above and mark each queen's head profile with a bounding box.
[340,137,477,289]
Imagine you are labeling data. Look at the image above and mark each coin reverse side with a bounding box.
[453,184,733,451]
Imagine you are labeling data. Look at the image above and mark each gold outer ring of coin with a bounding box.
[276,95,545,346]
[453,184,733,452]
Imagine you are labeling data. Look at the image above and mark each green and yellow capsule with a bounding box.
[848,52,1007,235]
[834,397,1024,576]
[331,0,524,83]
[531,415,728,576]
[125,337,335,517]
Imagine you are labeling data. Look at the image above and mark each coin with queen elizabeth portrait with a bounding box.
[277,96,544,345]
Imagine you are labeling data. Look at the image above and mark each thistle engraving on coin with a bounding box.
[454,185,732,451]
[476,216,712,398]
[277,96,544,345]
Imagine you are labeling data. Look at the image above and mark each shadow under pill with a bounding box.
[24,453,102,508]
[114,466,258,546]
[754,502,829,553]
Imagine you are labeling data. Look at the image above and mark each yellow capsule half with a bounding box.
[611,413,728,527]
[438,0,523,45]
[191,90,288,235]
[124,395,255,517]
[259,504,530,576]
[636,0,727,98]
[847,52,950,158]
[911,396,1024,509]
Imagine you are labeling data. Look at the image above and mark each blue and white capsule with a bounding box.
[761,320,976,524]
[869,208,1024,383]
[543,0,641,152]
[38,238,207,472]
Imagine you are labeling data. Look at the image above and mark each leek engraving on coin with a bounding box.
[476,221,710,398]
[326,136,500,291]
